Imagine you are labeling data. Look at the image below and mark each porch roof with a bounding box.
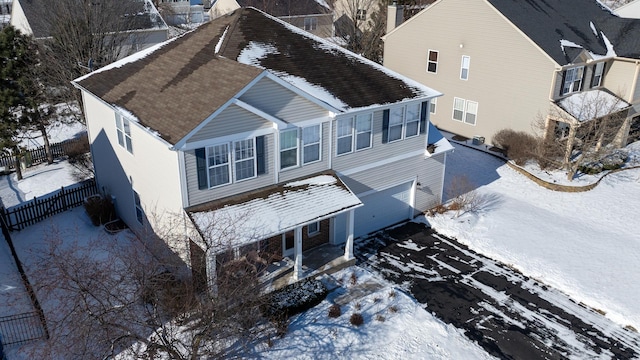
[187,173,362,251]
[556,89,630,123]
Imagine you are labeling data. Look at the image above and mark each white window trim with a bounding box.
[404,103,421,139]
[592,62,604,87]
[355,113,373,151]
[233,138,257,182]
[302,125,322,165]
[133,189,143,225]
[336,117,354,156]
[280,128,299,170]
[387,106,405,143]
[460,55,470,80]
[452,97,478,126]
[304,17,317,31]
[562,66,584,95]
[430,98,437,115]
[207,143,232,189]
[115,114,133,154]
[427,49,439,74]
[307,221,320,236]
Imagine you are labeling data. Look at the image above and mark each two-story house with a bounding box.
[73,8,448,288]
[383,0,640,148]
[209,0,334,38]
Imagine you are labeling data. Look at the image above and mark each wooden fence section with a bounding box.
[0,179,98,231]
[0,312,47,347]
[0,137,85,170]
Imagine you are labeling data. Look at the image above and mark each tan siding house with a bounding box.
[384,0,640,147]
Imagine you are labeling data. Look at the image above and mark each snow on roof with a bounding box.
[427,123,454,156]
[189,174,362,251]
[557,90,629,122]
[313,0,331,10]
[274,72,349,111]
[237,41,279,68]
[214,26,229,54]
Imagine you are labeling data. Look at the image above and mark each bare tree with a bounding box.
[25,210,280,359]
[332,0,387,62]
[539,90,631,180]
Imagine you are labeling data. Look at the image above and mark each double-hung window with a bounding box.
[388,106,404,142]
[304,17,317,31]
[207,144,230,187]
[302,125,321,164]
[308,221,320,236]
[115,114,133,153]
[405,103,420,138]
[460,55,470,80]
[427,50,438,73]
[430,98,437,114]
[355,114,372,150]
[280,129,299,169]
[452,97,478,125]
[562,66,584,95]
[234,139,255,181]
[337,118,353,155]
[591,62,605,87]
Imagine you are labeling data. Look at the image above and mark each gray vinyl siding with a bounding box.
[189,104,273,143]
[185,134,276,206]
[339,152,444,211]
[278,122,331,182]
[332,109,427,173]
[239,77,329,123]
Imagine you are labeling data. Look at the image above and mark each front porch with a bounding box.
[260,243,356,290]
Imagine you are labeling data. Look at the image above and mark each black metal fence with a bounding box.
[0,137,86,170]
[0,179,98,231]
[0,312,47,347]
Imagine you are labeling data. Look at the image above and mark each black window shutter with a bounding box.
[420,101,428,134]
[195,148,207,190]
[579,68,585,91]
[256,135,266,175]
[560,70,567,96]
[590,64,597,87]
[382,109,390,144]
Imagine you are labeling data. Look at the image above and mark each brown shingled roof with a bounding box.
[77,12,262,144]
[77,8,434,144]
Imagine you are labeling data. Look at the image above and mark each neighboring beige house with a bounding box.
[73,8,448,289]
[11,0,168,57]
[384,0,640,147]
[616,0,640,18]
[209,0,334,38]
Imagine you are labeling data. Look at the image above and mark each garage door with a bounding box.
[354,181,413,238]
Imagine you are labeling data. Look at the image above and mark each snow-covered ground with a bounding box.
[429,140,640,332]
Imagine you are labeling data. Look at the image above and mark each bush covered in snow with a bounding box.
[579,150,628,174]
[263,278,328,319]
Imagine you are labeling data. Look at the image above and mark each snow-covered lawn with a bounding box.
[429,141,640,331]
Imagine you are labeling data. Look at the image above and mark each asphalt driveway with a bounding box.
[356,222,640,359]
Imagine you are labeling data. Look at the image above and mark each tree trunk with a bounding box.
[38,122,54,164]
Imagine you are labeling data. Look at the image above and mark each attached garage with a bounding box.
[353,181,414,238]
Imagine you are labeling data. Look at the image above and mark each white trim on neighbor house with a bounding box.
[452,97,478,125]
[427,49,439,73]
[460,55,470,80]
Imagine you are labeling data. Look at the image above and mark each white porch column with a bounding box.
[344,209,355,261]
[205,249,218,296]
[293,226,303,280]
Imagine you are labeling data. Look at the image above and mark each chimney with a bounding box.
[386,2,404,34]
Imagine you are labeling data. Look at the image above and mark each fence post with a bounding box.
[61,186,68,212]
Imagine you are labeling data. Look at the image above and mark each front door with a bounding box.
[282,231,295,257]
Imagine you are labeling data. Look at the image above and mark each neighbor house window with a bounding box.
[430,98,437,114]
[280,129,299,169]
[562,66,584,95]
[427,50,438,73]
[234,139,255,181]
[465,101,478,125]
[452,97,465,121]
[452,97,478,125]
[355,114,372,150]
[388,106,404,142]
[337,118,353,155]
[115,114,133,153]
[308,221,320,236]
[405,103,420,138]
[304,17,317,31]
[356,9,367,20]
[460,55,470,80]
[302,125,321,164]
[207,144,231,187]
[133,189,143,225]
[591,62,605,87]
